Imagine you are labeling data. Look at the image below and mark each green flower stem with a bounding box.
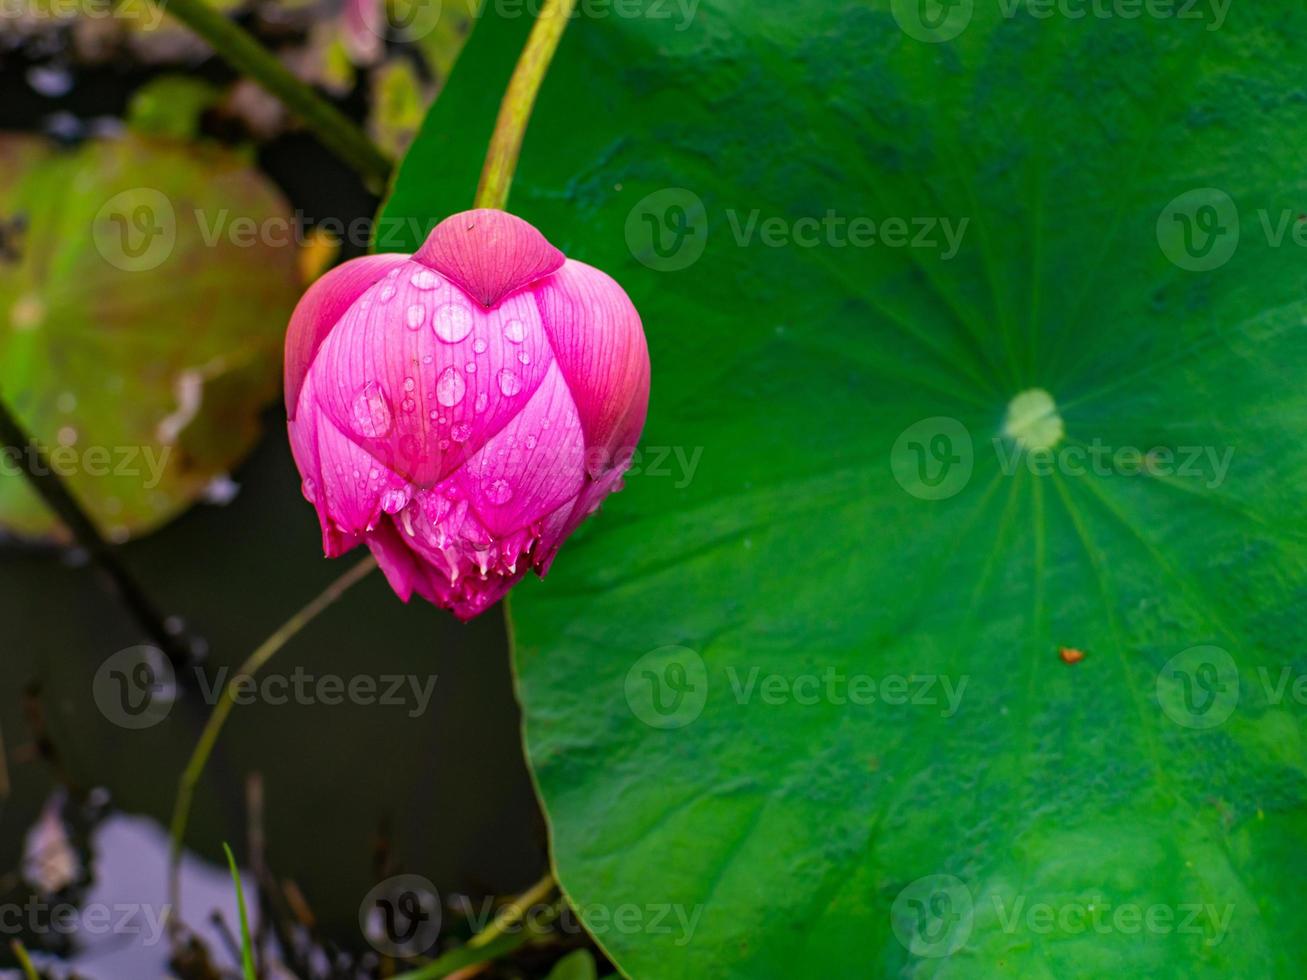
[392,876,560,980]
[467,871,558,949]
[160,0,393,184]
[0,393,198,669]
[474,0,580,210]
[166,555,377,930]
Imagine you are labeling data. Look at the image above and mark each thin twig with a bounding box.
[167,556,377,931]
[246,773,268,973]
[161,0,393,184]
[467,872,557,950]
[0,715,10,802]
[0,394,199,671]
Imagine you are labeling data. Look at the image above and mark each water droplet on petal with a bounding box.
[436,367,466,407]
[433,304,473,343]
[302,478,317,502]
[465,362,476,374]
[486,479,514,505]
[517,350,531,365]
[411,269,439,289]
[473,338,487,354]
[475,392,489,413]
[525,435,538,449]
[451,422,472,443]
[406,304,426,329]
[503,319,527,343]
[379,285,396,303]
[498,369,522,397]
[401,398,416,414]
[351,381,393,438]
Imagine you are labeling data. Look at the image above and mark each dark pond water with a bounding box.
[0,36,549,979]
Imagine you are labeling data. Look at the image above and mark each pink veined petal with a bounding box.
[367,518,464,606]
[301,366,411,550]
[533,259,651,474]
[413,209,565,309]
[384,487,534,620]
[285,253,409,418]
[310,263,554,486]
[288,393,342,555]
[366,518,421,602]
[455,360,587,537]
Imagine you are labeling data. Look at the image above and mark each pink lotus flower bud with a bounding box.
[284,210,650,620]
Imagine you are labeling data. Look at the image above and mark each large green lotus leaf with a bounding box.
[383,2,1307,976]
[0,134,299,540]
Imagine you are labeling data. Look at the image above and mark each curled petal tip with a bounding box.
[414,209,565,308]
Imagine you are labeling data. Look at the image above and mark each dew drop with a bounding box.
[379,285,396,303]
[351,381,393,438]
[433,304,473,343]
[405,304,426,330]
[473,338,488,354]
[525,434,538,449]
[465,362,477,374]
[485,479,514,505]
[451,422,473,443]
[475,392,489,413]
[401,398,416,414]
[503,319,527,343]
[497,369,522,397]
[436,367,466,407]
[301,478,317,502]
[516,350,531,365]
[411,269,439,289]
